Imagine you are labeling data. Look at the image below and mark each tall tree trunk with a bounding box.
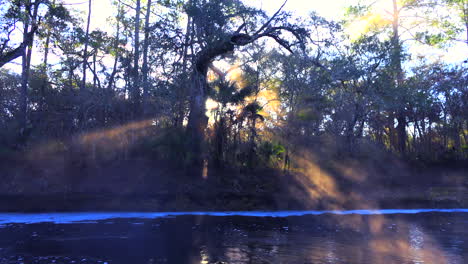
[453,122,461,154]
[20,1,39,135]
[186,39,235,165]
[132,0,141,116]
[107,0,121,91]
[141,0,151,116]
[19,2,31,134]
[346,102,360,149]
[40,0,53,116]
[82,0,92,92]
[248,117,257,169]
[175,15,192,127]
[67,59,74,92]
[356,118,365,138]
[392,0,407,154]
[124,53,132,104]
[464,120,468,144]
[387,112,396,150]
[428,117,433,159]
[93,52,97,88]
[78,0,92,129]
[443,108,448,149]
[415,118,422,152]
[213,116,225,168]
[396,114,406,153]
[187,67,210,165]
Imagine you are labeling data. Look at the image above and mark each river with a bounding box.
[0,209,467,264]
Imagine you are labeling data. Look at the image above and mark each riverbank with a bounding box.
[0,190,466,212]
[1,141,467,212]
[0,161,467,212]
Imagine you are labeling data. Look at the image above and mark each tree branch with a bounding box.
[252,0,288,37]
[0,25,38,68]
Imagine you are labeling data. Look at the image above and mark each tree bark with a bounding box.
[392,0,407,154]
[19,1,39,134]
[132,0,141,115]
[93,53,97,88]
[186,39,235,165]
[185,0,301,167]
[19,2,31,134]
[40,0,53,116]
[107,0,121,91]
[396,113,406,153]
[0,26,37,68]
[82,0,92,92]
[141,0,151,116]
[174,15,192,127]
[248,116,257,169]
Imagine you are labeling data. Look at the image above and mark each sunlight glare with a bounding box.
[346,0,394,41]
[27,119,157,163]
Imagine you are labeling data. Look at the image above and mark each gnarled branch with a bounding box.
[0,25,38,68]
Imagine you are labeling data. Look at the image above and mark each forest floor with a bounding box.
[0,150,467,212]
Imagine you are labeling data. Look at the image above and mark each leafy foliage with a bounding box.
[0,0,466,174]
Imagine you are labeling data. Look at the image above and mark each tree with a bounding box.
[81,0,91,92]
[141,0,152,115]
[422,0,468,45]
[0,30,37,68]
[185,0,307,166]
[449,0,468,44]
[345,0,452,153]
[132,0,141,115]
[0,0,39,68]
[19,0,44,134]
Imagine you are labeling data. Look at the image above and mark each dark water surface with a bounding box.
[0,210,467,264]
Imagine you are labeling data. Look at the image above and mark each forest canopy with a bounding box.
[0,0,467,174]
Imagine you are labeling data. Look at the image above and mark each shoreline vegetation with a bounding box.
[1,138,466,212]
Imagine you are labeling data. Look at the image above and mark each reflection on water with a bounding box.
[0,212,467,264]
[409,223,424,263]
